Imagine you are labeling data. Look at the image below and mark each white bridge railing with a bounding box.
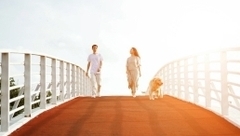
[155,47,240,128]
[0,51,92,132]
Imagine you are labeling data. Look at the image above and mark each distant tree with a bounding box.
[1,76,53,116]
[9,77,24,116]
[0,77,24,117]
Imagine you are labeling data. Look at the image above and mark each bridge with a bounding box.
[1,47,240,135]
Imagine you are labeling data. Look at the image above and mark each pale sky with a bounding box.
[1,0,240,95]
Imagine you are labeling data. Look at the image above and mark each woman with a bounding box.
[126,47,141,97]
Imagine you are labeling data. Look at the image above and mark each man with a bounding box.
[86,44,103,98]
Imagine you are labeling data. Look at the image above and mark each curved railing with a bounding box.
[0,51,92,132]
[154,47,240,128]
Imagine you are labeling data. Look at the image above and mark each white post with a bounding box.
[221,51,228,115]
[24,54,32,117]
[177,61,181,97]
[159,70,164,97]
[76,66,80,96]
[165,64,173,95]
[83,71,85,96]
[86,75,89,96]
[90,77,93,96]
[51,59,57,105]
[163,66,167,94]
[171,63,174,96]
[87,77,90,96]
[60,61,64,101]
[71,64,76,97]
[80,69,83,96]
[88,77,91,96]
[193,56,198,104]
[40,56,46,109]
[82,69,84,96]
[85,77,88,96]
[66,63,70,99]
[205,54,211,108]
[1,53,10,131]
[184,59,189,101]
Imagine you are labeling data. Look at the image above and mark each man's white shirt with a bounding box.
[87,53,103,74]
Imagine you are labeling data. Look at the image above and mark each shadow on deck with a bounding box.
[9,95,240,136]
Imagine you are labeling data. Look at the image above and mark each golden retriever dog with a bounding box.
[148,77,163,100]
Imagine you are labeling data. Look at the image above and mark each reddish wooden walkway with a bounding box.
[10,95,240,136]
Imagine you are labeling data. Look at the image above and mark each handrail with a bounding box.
[153,46,240,128]
[0,51,92,132]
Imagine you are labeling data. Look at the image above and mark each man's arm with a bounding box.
[98,54,103,72]
[98,61,102,72]
[100,61,102,68]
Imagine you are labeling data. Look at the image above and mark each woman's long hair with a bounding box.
[132,47,140,58]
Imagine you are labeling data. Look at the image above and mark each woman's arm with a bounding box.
[138,66,141,77]
[126,59,129,74]
[138,57,141,77]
